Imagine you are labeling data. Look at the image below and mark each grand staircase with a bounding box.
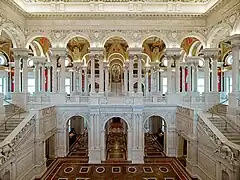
[207,102,240,146]
[0,103,27,142]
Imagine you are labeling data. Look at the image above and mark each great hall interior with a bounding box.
[0,0,240,180]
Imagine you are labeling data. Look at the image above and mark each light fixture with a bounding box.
[163,58,168,67]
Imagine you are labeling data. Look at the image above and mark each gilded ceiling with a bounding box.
[67,37,90,62]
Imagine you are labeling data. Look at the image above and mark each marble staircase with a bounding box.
[0,104,27,142]
[208,116,240,145]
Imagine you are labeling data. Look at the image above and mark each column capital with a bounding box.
[33,56,47,65]
[45,62,52,68]
[12,48,30,58]
[202,48,220,58]
[127,47,143,55]
[50,47,67,56]
[164,48,182,57]
[103,62,109,69]
[89,47,105,55]
[185,56,201,67]
[227,34,240,46]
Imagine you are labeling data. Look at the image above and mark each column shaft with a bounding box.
[145,69,149,95]
[212,59,218,92]
[22,57,28,93]
[137,55,142,92]
[90,55,95,93]
[35,63,39,93]
[194,66,198,92]
[204,57,210,93]
[175,60,180,92]
[14,56,20,93]
[41,64,45,92]
[182,66,185,92]
[167,58,172,93]
[232,45,240,92]
[47,67,51,92]
[99,60,104,92]
[105,68,109,95]
[129,58,133,92]
[60,56,65,93]
[79,67,82,93]
[124,67,128,94]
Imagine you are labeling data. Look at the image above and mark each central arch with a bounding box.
[101,116,131,162]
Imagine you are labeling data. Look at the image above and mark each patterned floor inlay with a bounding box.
[42,158,192,180]
[159,166,169,173]
[112,167,121,173]
[63,167,73,174]
[127,166,137,173]
[143,167,153,173]
[79,166,90,173]
[96,166,105,173]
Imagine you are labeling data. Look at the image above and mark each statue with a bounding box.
[112,64,121,82]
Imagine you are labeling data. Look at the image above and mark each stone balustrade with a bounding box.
[198,112,240,165]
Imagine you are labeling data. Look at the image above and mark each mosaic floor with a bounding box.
[40,157,191,180]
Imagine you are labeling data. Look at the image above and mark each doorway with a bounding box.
[177,135,188,167]
[45,134,55,167]
[144,115,166,158]
[66,116,88,159]
[105,117,128,162]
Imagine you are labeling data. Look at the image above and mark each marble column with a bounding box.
[156,71,160,92]
[145,67,150,95]
[51,55,58,93]
[204,55,210,93]
[167,56,172,93]
[12,54,20,93]
[231,44,240,92]
[22,55,28,93]
[73,67,77,93]
[83,67,88,93]
[129,55,134,93]
[187,62,192,93]
[90,54,95,94]
[181,63,186,92]
[150,68,154,92]
[124,62,129,95]
[99,55,104,94]
[59,55,66,93]
[137,54,142,93]
[193,63,198,92]
[79,65,82,93]
[175,56,181,93]
[212,56,218,92]
[40,62,45,92]
[105,66,109,95]
[34,61,39,93]
[46,63,52,92]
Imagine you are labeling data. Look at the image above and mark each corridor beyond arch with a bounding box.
[144,115,167,158]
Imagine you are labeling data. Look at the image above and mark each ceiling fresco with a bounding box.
[142,37,166,62]
[66,37,90,62]
[0,31,13,61]
[180,37,200,55]
[104,37,128,60]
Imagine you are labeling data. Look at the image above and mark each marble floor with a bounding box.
[40,157,191,180]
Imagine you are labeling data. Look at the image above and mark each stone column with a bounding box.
[34,61,39,93]
[137,54,142,93]
[129,55,134,93]
[83,66,88,94]
[156,71,160,92]
[231,43,240,93]
[12,51,21,93]
[212,56,218,92]
[79,65,83,93]
[128,47,142,95]
[203,55,210,93]
[46,62,52,92]
[73,66,77,93]
[104,62,109,95]
[50,48,67,93]
[193,62,198,92]
[22,55,29,93]
[40,61,45,92]
[181,63,186,92]
[99,54,104,94]
[186,62,192,93]
[90,54,95,94]
[145,67,150,96]
[167,56,172,93]
[175,56,181,93]
[124,62,129,95]
[150,68,154,92]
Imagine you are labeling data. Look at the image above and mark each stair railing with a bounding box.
[1,99,25,130]
[209,99,231,131]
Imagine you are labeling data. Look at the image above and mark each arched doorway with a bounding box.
[104,117,128,162]
[144,115,167,159]
[66,116,88,159]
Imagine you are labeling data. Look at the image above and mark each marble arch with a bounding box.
[25,34,53,49]
[232,17,240,34]
[143,113,168,129]
[0,23,25,48]
[101,33,132,47]
[207,23,232,48]
[179,33,206,49]
[107,52,125,62]
[62,33,91,48]
[140,34,170,48]
[61,111,90,129]
[102,115,131,132]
